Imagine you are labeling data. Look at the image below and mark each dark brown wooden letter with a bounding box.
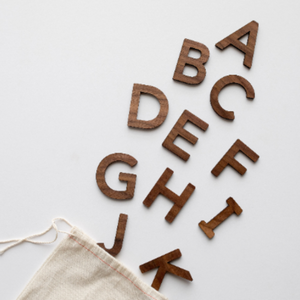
[98,213,128,256]
[210,75,255,120]
[211,139,259,177]
[96,153,137,200]
[215,20,259,68]
[143,168,195,223]
[128,84,169,129]
[173,38,210,85]
[199,197,242,239]
[162,110,209,161]
[140,249,193,291]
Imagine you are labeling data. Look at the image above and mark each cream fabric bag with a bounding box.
[0,218,168,300]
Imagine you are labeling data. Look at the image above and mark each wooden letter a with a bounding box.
[216,20,259,68]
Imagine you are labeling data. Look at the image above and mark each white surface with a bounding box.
[0,1,299,299]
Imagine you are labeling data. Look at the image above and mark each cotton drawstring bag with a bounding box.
[0,218,168,300]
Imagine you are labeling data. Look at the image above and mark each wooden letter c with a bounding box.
[210,75,255,120]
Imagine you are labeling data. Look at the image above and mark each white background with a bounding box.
[0,1,299,299]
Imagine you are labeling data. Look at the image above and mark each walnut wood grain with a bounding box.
[96,153,137,200]
[210,75,255,120]
[143,168,195,223]
[173,38,210,85]
[162,110,209,161]
[97,213,128,256]
[128,83,169,129]
[199,197,242,239]
[211,139,259,177]
[139,249,193,291]
[215,20,259,69]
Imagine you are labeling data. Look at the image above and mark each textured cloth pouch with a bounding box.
[2,220,168,300]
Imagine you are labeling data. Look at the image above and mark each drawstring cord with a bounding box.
[0,218,74,255]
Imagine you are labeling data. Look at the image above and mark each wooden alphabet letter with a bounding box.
[139,249,193,291]
[127,84,169,129]
[210,75,255,120]
[96,153,137,200]
[143,168,195,223]
[98,213,128,256]
[173,38,210,85]
[215,20,259,68]
[211,139,259,177]
[162,110,208,161]
[199,197,242,239]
